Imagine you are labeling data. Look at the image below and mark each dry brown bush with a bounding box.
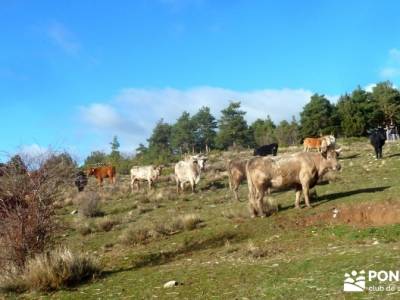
[0,153,75,271]
[0,248,99,292]
[78,191,103,217]
[119,226,152,246]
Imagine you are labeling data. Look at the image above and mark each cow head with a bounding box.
[322,148,342,171]
[191,155,207,170]
[155,165,164,176]
[87,167,96,176]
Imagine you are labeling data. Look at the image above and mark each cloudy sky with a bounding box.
[1,0,400,162]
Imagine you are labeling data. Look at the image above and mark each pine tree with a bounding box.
[192,106,217,153]
[216,101,249,149]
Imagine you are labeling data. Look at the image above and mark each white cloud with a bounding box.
[380,48,400,79]
[78,86,328,152]
[48,22,80,55]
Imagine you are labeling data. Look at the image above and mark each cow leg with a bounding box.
[251,189,265,217]
[379,146,383,159]
[176,179,180,193]
[295,189,302,209]
[248,192,258,218]
[180,182,185,192]
[130,178,135,193]
[374,146,379,159]
[148,180,152,190]
[191,181,196,193]
[233,185,239,201]
[302,184,312,208]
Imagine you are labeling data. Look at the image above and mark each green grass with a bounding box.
[4,141,400,299]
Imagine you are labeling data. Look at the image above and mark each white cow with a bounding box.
[174,155,207,193]
[322,135,336,148]
[130,165,163,191]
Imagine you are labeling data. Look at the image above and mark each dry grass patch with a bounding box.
[176,213,203,230]
[0,248,100,292]
[96,217,120,232]
[244,241,269,259]
[119,226,152,246]
[77,191,104,217]
[76,222,94,236]
[222,208,248,220]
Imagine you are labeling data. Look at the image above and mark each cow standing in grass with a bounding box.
[303,135,335,152]
[369,128,386,159]
[87,166,116,186]
[246,148,341,217]
[175,155,207,193]
[253,143,278,156]
[75,171,88,192]
[130,165,163,191]
[227,158,247,201]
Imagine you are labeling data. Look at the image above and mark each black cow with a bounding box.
[75,171,88,192]
[369,128,386,159]
[253,143,278,156]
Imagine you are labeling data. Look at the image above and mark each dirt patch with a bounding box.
[279,200,400,228]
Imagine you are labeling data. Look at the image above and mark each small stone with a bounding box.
[70,210,78,215]
[163,281,178,288]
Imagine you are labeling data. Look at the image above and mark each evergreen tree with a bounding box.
[216,101,249,149]
[84,151,107,167]
[192,106,217,152]
[171,112,196,154]
[109,135,121,166]
[371,81,400,125]
[337,94,365,137]
[145,119,173,163]
[249,116,276,146]
[300,94,335,137]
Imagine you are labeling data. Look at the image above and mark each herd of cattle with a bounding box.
[0,130,388,218]
[71,129,388,217]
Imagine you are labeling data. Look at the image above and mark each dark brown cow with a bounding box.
[87,166,116,186]
[246,148,341,217]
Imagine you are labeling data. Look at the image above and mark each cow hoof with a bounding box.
[306,205,313,209]
[295,206,301,209]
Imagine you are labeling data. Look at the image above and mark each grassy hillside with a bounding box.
[5,139,400,299]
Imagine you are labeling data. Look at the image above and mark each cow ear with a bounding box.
[335,148,342,155]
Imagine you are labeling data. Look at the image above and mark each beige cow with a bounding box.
[246,148,341,217]
[227,158,247,201]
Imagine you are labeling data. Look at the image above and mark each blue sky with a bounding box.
[1,0,400,162]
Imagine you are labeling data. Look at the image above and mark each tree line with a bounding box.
[84,81,400,171]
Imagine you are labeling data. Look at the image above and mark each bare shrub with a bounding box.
[96,217,119,232]
[119,226,151,246]
[245,241,268,259]
[178,214,202,230]
[76,222,94,236]
[78,191,103,217]
[0,248,100,292]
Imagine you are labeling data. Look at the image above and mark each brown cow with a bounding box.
[227,158,247,201]
[87,166,116,186]
[303,135,335,152]
[246,148,341,217]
